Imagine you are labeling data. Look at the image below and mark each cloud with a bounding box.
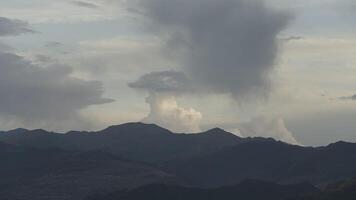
[0,17,34,36]
[286,108,356,146]
[238,116,300,145]
[282,36,304,42]
[0,42,13,52]
[340,94,356,101]
[34,54,55,64]
[129,70,192,94]
[76,37,170,76]
[129,0,292,100]
[71,1,99,9]
[0,51,113,130]
[45,41,62,48]
[129,71,202,132]
[142,93,202,133]
[127,0,292,133]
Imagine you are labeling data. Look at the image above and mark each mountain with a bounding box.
[1,123,356,190]
[289,177,356,200]
[0,142,180,200]
[86,179,319,200]
[0,128,28,135]
[0,123,244,163]
[163,140,356,187]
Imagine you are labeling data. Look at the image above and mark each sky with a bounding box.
[0,0,355,146]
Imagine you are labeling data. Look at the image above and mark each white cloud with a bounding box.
[143,93,202,133]
[238,116,300,145]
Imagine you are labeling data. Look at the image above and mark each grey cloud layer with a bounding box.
[71,1,99,9]
[0,16,113,130]
[0,17,34,36]
[130,0,291,99]
[0,52,113,123]
[129,71,191,93]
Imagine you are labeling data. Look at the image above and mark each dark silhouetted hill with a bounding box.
[86,179,319,200]
[0,123,243,163]
[0,142,180,200]
[1,123,356,191]
[288,177,356,200]
[164,140,356,187]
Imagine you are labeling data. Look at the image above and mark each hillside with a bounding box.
[1,123,356,196]
[164,140,356,187]
[0,123,243,163]
[0,142,179,200]
[86,179,319,200]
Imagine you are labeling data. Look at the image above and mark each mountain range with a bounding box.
[1,122,356,199]
[86,180,320,200]
[86,177,356,200]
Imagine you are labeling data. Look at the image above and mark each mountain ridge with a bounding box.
[1,122,356,189]
[0,122,246,163]
[86,179,320,200]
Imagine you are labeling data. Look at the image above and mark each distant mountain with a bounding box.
[86,179,319,200]
[164,140,356,187]
[0,123,244,163]
[0,142,179,200]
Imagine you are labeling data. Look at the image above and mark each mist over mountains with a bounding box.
[1,123,356,200]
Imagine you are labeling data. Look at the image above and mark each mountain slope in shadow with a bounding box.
[289,177,356,200]
[0,142,180,200]
[1,123,356,189]
[0,123,243,163]
[164,140,356,187]
[86,179,319,200]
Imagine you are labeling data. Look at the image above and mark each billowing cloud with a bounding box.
[0,17,34,36]
[129,71,202,133]
[129,71,202,132]
[0,51,113,130]
[143,93,202,133]
[129,0,291,100]
[238,116,300,145]
[128,0,292,134]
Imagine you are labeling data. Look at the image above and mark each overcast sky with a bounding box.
[0,0,355,146]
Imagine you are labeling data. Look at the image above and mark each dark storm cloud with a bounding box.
[0,17,34,36]
[130,0,292,100]
[129,70,192,94]
[0,52,113,121]
[71,1,99,9]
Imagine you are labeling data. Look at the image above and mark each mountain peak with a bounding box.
[201,127,241,139]
[7,128,29,134]
[207,127,226,132]
[102,122,173,135]
[105,122,167,130]
[204,127,229,135]
[327,141,355,148]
